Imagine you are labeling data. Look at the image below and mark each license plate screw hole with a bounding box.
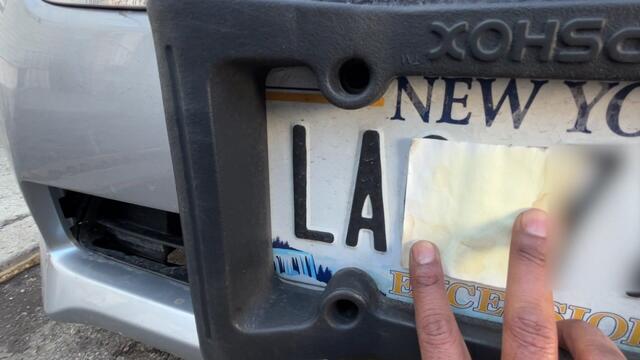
[329,298,360,327]
[339,58,370,95]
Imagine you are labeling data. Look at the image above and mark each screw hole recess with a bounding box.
[338,58,371,95]
[328,298,361,327]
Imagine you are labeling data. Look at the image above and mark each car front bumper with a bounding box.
[0,0,199,358]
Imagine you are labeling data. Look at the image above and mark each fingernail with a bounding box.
[412,241,436,265]
[521,210,548,238]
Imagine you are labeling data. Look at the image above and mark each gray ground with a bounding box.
[0,149,38,275]
[0,266,181,360]
[0,148,180,359]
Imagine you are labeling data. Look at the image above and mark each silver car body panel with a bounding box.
[0,0,198,358]
[0,0,177,213]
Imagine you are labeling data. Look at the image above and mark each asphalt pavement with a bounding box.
[0,148,181,359]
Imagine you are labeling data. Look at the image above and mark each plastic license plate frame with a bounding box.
[147,1,640,358]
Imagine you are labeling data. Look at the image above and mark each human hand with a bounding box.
[410,209,625,359]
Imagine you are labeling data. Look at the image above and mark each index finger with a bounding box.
[410,241,470,360]
[502,209,558,360]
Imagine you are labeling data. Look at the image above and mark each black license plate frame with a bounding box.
[147,0,640,358]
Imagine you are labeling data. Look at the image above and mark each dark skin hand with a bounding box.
[410,208,626,360]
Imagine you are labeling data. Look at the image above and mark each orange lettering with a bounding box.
[447,282,476,309]
[389,271,412,297]
[622,318,640,347]
[473,286,504,317]
[554,302,568,321]
[587,312,629,341]
[568,305,591,320]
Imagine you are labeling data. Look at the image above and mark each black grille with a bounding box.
[59,190,187,283]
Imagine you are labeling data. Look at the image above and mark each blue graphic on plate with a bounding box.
[272,238,332,288]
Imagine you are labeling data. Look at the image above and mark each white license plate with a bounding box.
[266,67,640,352]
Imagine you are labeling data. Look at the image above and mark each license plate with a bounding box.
[266,67,640,352]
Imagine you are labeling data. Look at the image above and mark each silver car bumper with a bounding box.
[0,0,199,358]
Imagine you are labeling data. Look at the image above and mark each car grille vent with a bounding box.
[58,190,187,283]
